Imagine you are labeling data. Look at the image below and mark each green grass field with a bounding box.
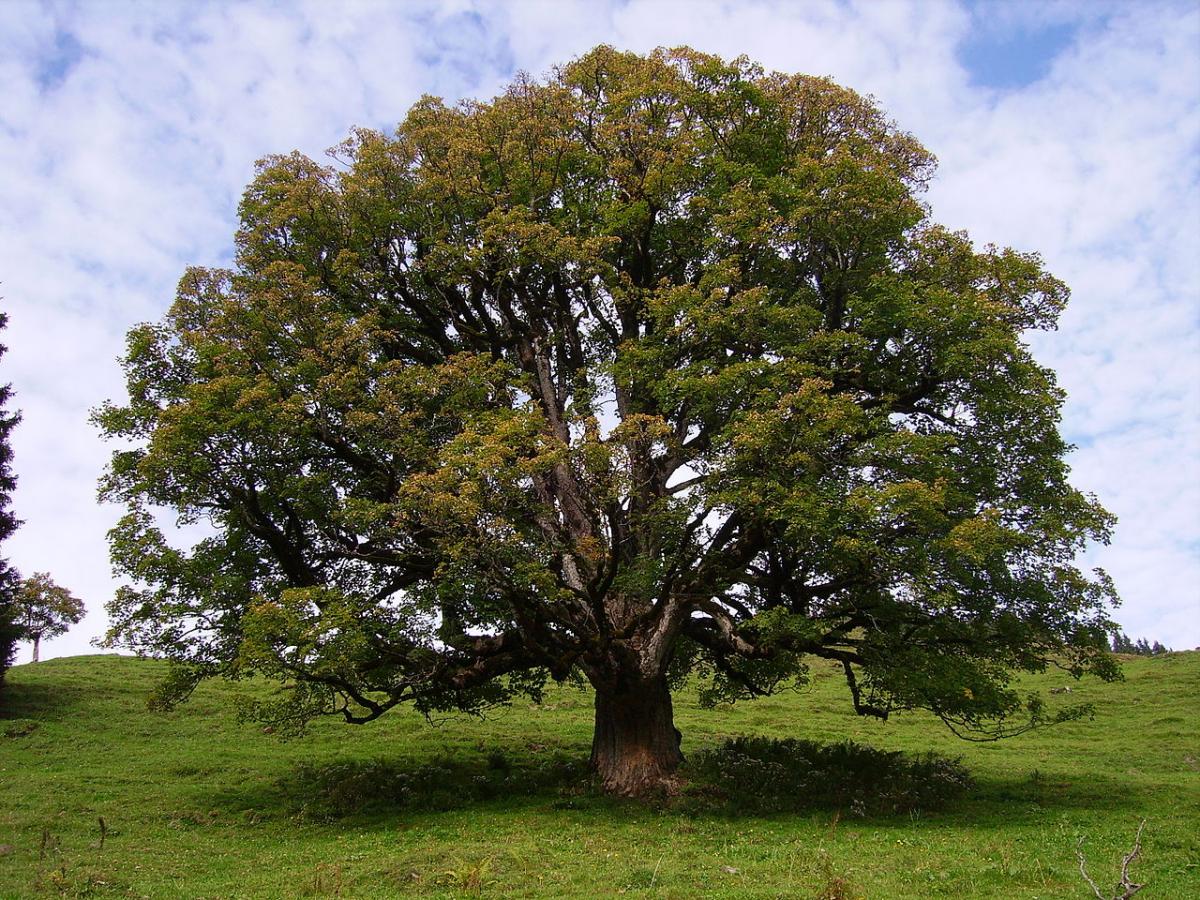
[1,652,1197,898]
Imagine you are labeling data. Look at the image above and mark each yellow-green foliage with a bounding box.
[94,47,1119,776]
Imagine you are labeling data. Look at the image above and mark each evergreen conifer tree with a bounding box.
[0,308,22,683]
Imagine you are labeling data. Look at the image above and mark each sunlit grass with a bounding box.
[1,652,1197,897]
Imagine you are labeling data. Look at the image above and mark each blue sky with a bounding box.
[959,8,1080,88]
[1,0,1197,660]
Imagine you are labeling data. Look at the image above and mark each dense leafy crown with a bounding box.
[16,572,85,643]
[98,47,1118,735]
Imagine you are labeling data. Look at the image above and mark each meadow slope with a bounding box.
[1,653,1197,898]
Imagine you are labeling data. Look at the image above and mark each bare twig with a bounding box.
[1078,837,1105,899]
[1120,820,1147,894]
[1076,819,1147,900]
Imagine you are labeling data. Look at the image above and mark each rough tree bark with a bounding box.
[589,674,683,796]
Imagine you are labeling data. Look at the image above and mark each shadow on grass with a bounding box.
[209,748,594,824]
[198,736,1143,826]
[966,769,1140,814]
[0,680,87,722]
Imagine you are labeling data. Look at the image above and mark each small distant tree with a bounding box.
[0,306,21,683]
[1110,632,1170,656]
[16,573,84,663]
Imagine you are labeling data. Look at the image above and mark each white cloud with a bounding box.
[1,0,1196,661]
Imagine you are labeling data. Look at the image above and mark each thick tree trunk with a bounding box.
[31,635,40,663]
[590,676,683,796]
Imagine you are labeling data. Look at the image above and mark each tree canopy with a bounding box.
[98,46,1119,795]
[15,572,85,663]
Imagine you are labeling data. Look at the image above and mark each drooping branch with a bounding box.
[839,659,890,720]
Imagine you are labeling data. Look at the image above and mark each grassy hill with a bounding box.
[1,652,1197,898]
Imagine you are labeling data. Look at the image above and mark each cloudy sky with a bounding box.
[2,0,1197,662]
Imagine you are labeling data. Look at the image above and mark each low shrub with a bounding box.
[686,736,972,816]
